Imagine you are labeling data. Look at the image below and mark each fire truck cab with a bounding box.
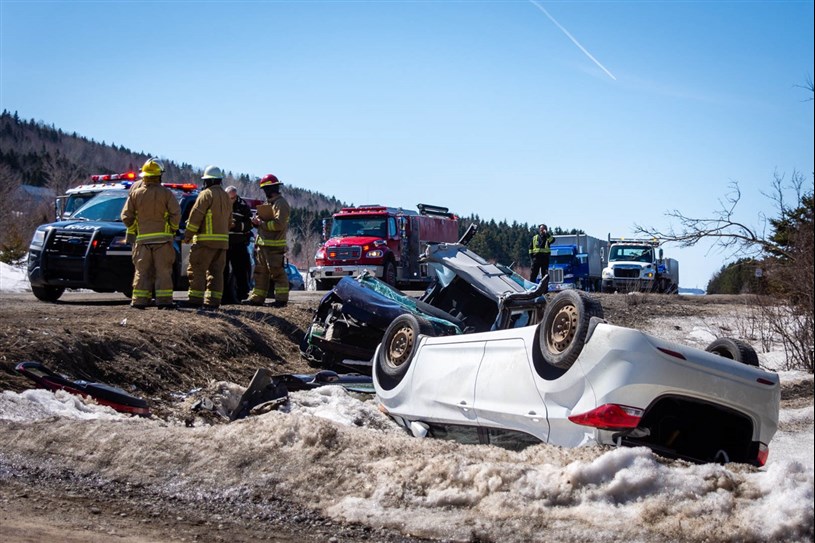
[309,203,459,290]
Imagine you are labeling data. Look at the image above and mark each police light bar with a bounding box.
[90,172,137,182]
[162,182,198,192]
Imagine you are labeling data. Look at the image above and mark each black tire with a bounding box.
[32,285,65,302]
[383,260,397,287]
[538,290,604,370]
[376,314,427,389]
[705,338,759,367]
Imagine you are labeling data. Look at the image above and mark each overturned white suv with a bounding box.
[374,270,780,466]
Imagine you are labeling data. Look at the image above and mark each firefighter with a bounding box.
[244,174,290,307]
[529,223,555,292]
[121,158,181,309]
[182,165,232,309]
[222,185,253,304]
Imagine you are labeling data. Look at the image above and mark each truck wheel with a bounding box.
[375,314,431,390]
[705,338,759,367]
[383,261,397,287]
[538,290,604,370]
[32,285,65,302]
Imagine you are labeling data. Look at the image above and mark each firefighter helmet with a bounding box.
[259,174,281,188]
[202,165,224,180]
[140,158,164,178]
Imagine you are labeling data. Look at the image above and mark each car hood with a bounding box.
[44,220,126,235]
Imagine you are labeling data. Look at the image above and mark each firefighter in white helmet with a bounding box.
[182,165,232,309]
[121,158,181,309]
[244,173,290,307]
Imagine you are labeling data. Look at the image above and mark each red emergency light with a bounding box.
[162,182,198,192]
[90,172,137,182]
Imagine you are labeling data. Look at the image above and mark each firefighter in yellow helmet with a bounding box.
[120,158,181,309]
[182,165,233,309]
[244,173,290,307]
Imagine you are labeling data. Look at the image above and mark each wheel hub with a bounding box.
[387,326,414,367]
[549,304,577,352]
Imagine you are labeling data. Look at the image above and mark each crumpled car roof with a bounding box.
[424,242,536,303]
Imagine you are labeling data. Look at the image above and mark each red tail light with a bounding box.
[757,443,769,466]
[568,404,643,430]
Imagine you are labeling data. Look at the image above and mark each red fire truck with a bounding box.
[309,203,459,290]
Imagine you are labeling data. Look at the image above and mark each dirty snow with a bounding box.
[0,261,29,293]
[1,374,812,542]
[1,263,812,541]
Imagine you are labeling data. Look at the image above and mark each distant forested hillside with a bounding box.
[0,111,580,272]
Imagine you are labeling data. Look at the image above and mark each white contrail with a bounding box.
[529,0,617,81]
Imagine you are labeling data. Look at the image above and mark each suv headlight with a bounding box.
[109,235,130,249]
[602,269,613,279]
[30,228,47,247]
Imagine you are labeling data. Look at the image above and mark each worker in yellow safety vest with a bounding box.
[529,223,555,293]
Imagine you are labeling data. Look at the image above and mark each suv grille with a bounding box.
[549,268,564,283]
[327,246,362,261]
[47,230,93,256]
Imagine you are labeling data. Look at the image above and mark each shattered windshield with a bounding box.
[330,217,387,238]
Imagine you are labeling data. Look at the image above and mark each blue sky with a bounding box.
[1,0,813,289]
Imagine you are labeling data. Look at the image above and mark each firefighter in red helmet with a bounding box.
[244,174,291,307]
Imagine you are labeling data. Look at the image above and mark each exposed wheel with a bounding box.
[383,260,397,287]
[32,285,65,302]
[376,314,431,389]
[538,290,604,370]
[705,338,759,367]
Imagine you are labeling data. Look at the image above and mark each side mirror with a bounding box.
[658,248,664,260]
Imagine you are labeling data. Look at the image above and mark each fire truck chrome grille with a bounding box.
[549,268,564,283]
[328,246,362,260]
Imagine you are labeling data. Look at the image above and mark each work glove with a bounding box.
[183,231,194,244]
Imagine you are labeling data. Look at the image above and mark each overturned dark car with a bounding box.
[300,226,549,374]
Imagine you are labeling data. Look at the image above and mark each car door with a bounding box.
[408,338,483,425]
[473,337,550,443]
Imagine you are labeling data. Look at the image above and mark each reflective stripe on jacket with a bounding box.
[185,185,232,249]
[121,178,181,245]
[255,193,290,252]
[529,233,555,256]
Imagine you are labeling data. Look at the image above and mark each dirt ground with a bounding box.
[0,291,803,542]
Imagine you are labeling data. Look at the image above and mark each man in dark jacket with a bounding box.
[223,185,254,304]
[529,223,555,292]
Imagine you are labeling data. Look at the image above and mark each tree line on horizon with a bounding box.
[0,110,577,270]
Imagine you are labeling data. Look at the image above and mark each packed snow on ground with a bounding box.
[0,261,29,293]
[1,374,812,542]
